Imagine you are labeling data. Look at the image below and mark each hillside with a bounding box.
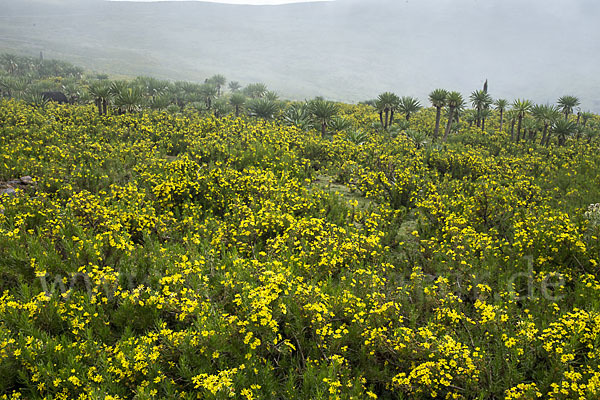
[1,0,599,110]
[1,59,600,396]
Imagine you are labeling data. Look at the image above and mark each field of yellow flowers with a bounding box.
[1,98,600,399]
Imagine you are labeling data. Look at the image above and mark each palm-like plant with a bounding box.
[62,82,82,104]
[1,54,19,75]
[175,82,201,106]
[328,116,353,133]
[264,91,279,102]
[29,79,57,95]
[229,93,246,117]
[479,108,493,132]
[504,109,518,141]
[207,74,227,97]
[136,76,169,99]
[88,82,112,115]
[109,80,129,97]
[3,77,29,99]
[346,129,369,145]
[212,98,231,118]
[581,112,594,127]
[166,104,180,114]
[243,83,268,99]
[0,73,8,98]
[531,104,560,146]
[187,102,205,113]
[557,95,580,120]
[168,81,188,108]
[398,96,422,121]
[453,96,466,125]
[248,98,279,120]
[530,104,545,141]
[176,81,198,97]
[309,99,339,137]
[375,92,400,129]
[283,102,312,130]
[0,76,15,98]
[443,91,464,141]
[464,110,477,127]
[114,86,144,114]
[470,89,492,129]
[552,119,576,146]
[405,129,428,149]
[228,81,241,92]
[512,99,532,142]
[24,92,49,109]
[150,94,172,111]
[522,116,540,141]
[583,125,598,144]
[429,89,447,140]
[199,83,218,109]
[386,124,404,139]
[494,99,508,132]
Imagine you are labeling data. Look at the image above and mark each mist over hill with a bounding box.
[1,0,598,110]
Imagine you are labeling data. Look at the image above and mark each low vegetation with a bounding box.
[1,54,600,399]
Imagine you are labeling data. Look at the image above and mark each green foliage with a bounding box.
[212,98,231,117]
[150,94,172,110]
[243,83,268,99]
[328,116,353,133]
[375,91,400,129]
[228,81,241,92]
[282,101,312,130]
[443,91,464,141]
[345,129,369,145]
[552,118,576,145]
[308,98,339,136]
[166,104,180,114]
[428,88,447,108]
[134,76,169,98]
[557,95,580,118]
[229,93,246,117]
[470,89,492,110]
[1,54,600,400]
[494,98,508,111]
[404,129,428,149]
[113,85,144,113]
[22,92,48,109]
[398,96,422,121]
[248,97,279,119]
[207,74,227,96]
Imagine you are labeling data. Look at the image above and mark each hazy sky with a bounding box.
[108,0,334,4]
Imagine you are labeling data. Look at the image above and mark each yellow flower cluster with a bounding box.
[0,99,600,399]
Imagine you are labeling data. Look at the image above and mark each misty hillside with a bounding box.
[1,0,599,110]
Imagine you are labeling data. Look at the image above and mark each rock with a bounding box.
[6,180,20,186]
[41,91,68,104]
[19,176,33,185]
[0,188,16,196]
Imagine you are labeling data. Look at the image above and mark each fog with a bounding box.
[1,0,599,110]
[109,0,334,4]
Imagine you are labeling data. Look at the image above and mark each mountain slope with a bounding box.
[0,0,598,109]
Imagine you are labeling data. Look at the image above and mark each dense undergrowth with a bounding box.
[1,98,600,400]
